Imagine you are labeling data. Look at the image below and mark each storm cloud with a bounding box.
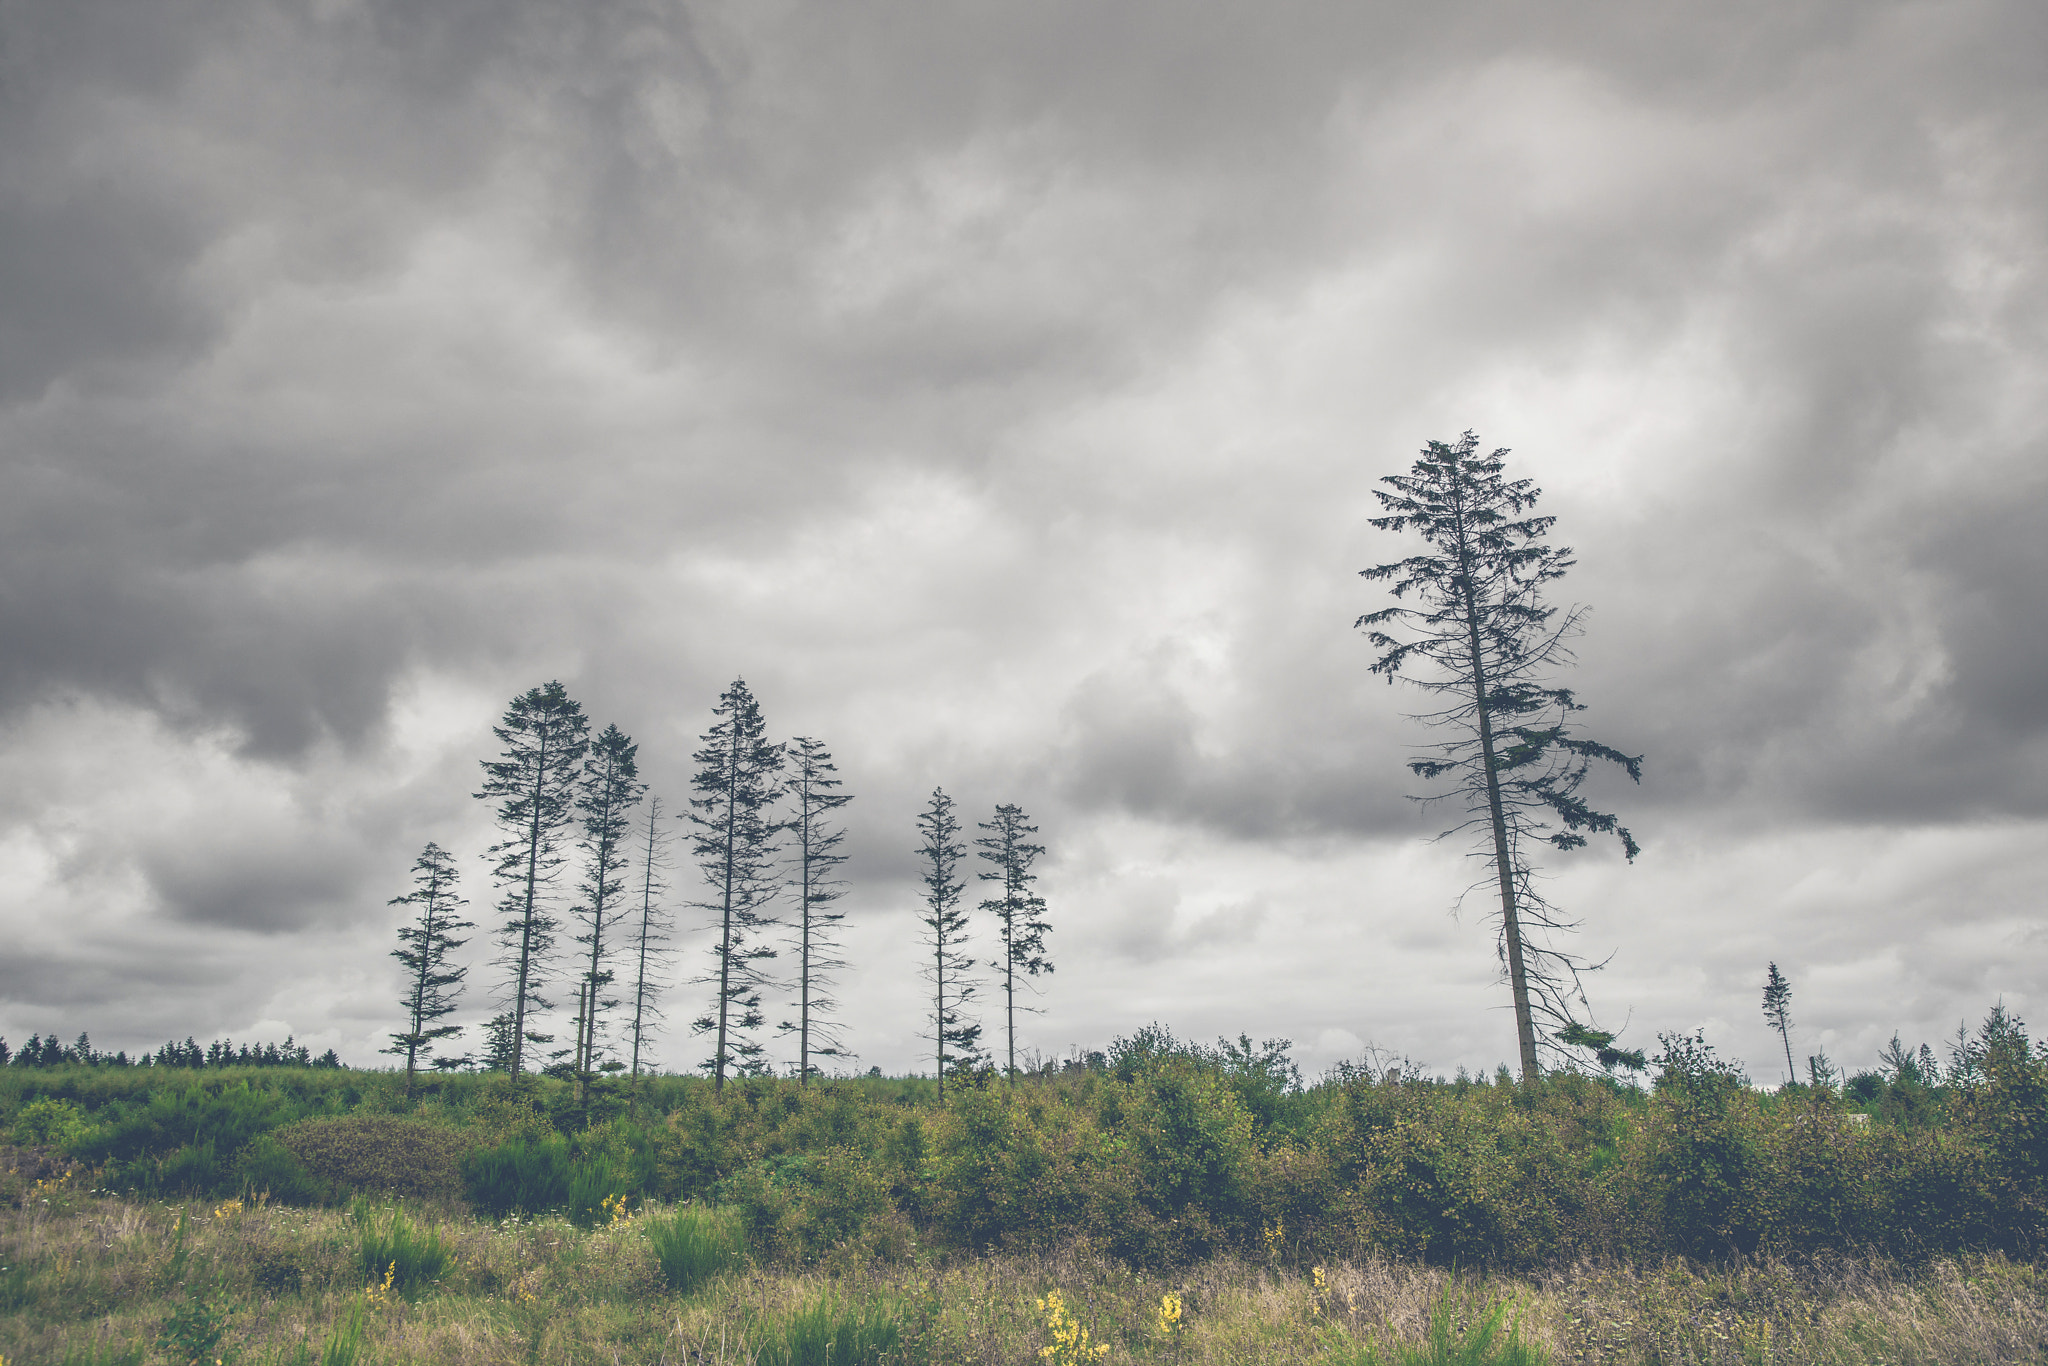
[1,0,2043,1078]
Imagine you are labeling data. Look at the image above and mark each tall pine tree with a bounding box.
[685,679,784,1092]
[918,787,982,1096]
[1359,434,1641,1080]
[382,843,473,1097]
[475,681,590,1079]
[976,804,1050,1077]
[778,737,855,1083]
[569,723,646,1103]
[1762,962,1796,1084]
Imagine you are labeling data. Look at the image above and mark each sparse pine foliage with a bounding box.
[977,803,1051,1077]
[1763,962,1796,1084]
[778,737,855,1083]
[382,842,474,1096]
[685,678,785,1091]
[475,681,590,1078]
[569,723,646,1102]
[480,1014,519,1073]
[1359,433,1642,1080]
[627,795,674,1084]
[918,787,983,1095]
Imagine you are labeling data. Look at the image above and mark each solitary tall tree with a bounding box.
[918,787,983,1096]
[382,842,473,1098]
[569,723,646,1104]
[1359,433,1642,1081]
[778,737,855,1084]
[1762,962,1796,1083]
[684,679,785,1092]
[627,795,674,1088]
[476,681,590,1079]
[976,803,1051,1077]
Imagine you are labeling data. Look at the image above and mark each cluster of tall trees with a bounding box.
[381,677,1055,1091]
[385,682,689,1091]
[914,790,1052,1095]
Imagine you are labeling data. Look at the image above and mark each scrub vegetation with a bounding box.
[5,1011,2048,1363]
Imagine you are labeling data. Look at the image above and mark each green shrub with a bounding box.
[646,1204,745,1293]
[756,1291,903,1366]
[462,1134,572,1217]
[924,1083,1103,1254]
[11,1096,91,1149]
[717,1148,905,1263]
[352,1199,453,1297]
[232,1133,326,1205]
[1115,1061,1257,1257]
[81,1081,303,1173]
[274,1116,468,1204]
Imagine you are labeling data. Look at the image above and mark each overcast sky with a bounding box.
[2,0,2043,1081]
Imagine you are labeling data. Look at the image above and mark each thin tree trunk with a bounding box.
[715,727,738,1095]
[576,763,619,1108]
[935,922,945,1101]
[1005,909,1016,1078]
[511,728,551,1081]
[798,800,811,1086]
[630,799,661,1090]
[1452,488,1540,1083]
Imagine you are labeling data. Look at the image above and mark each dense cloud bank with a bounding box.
[1,0,2042,1076]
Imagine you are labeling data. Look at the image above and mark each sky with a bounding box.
[1,0,2043,1082]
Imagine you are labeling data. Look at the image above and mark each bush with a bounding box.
[353,1199,453,1297]
[275,1116,468,1204]
[757,1291,903,1366]
[463,1133,574,1217]
[232,1133,326,1205]
[720,1148,905,1262]
[11,1096,91,1148]
[646,1204,745,1293]
[925,1084,1093,1253]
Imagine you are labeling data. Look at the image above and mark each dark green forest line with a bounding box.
[4,1011,2044,1274]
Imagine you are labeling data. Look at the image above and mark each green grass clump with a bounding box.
[566,1154,629,1229]
[1332,1285,1548,1366]
[757,1291,903,1366]
[351,1199,452,1297]
[646,1204,745,1293]
[460,1133,572,1217]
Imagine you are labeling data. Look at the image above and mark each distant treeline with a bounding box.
[0,1032,342,1070]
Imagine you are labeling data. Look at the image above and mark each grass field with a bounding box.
[5,1178,2048,1364]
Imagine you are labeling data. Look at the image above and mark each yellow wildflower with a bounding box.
[1038,1289,1110,1364]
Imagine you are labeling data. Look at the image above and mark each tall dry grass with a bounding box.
[6,1178,2048,1364]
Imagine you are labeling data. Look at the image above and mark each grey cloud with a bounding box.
[1,0,2044,1070]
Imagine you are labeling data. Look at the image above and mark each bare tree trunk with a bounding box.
[1456,524,1540,1082]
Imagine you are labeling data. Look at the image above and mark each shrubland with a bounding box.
[3,1013,2047,1362]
